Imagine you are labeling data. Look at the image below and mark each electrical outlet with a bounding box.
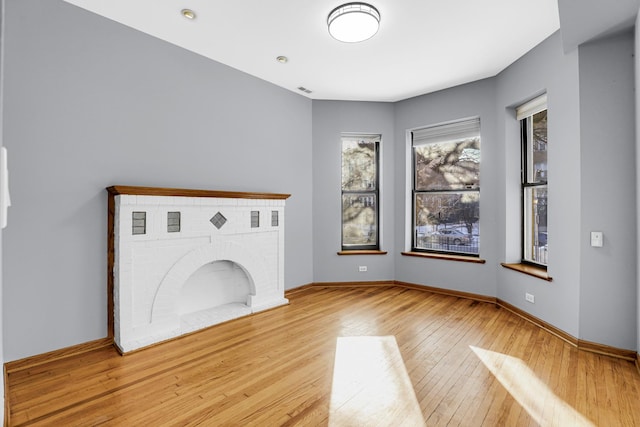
[591,231,604,247]
[358,266,367,272]
[525,293,535,303]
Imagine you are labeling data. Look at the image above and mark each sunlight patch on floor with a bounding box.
[470,346,595,426]
[329,336,425,426]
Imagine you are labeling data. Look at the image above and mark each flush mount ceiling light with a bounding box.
[327,2,380,43]
[276,56,288,64]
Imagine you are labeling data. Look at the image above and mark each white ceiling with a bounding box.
[62,0,560,102]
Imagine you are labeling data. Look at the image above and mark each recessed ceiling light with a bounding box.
[181,9,196,20]
[328,2,380,43]
[276,56,288,64]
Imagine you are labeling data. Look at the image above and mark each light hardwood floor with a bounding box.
[6,285,640,426]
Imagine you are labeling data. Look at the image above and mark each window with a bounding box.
[517,94,548,266]
[341,134,380,250]
[412,117,480,256]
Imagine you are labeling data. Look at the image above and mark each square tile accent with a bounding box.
[167,211,180,233]
[271,210,279,227]
[251,211,260,228]
[210,212,227,229]
[132,211,146,235]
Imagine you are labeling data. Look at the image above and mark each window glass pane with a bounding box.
[414,192,479,255]
[524,186,548,265]
[342,137,377,191]
[526,110,547,183]
[342,193,377,247]
[414,137,480,191]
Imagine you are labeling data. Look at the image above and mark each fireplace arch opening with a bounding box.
[178,260,252,315]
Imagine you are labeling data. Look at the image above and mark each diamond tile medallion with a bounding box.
[210,212,227,229]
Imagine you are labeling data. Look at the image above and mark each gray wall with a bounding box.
[578,31,637,350]
[495,31,583,339]
[558,0,640,52]
[2,0,313,361]
[312,101,395,282]
[393,79,499,298]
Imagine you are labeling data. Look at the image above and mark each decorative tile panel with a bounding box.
[210,212,227,229]
[251,211,260,228]
[167,211,180,233]
[132,212,146,235]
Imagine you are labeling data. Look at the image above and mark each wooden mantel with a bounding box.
[106,185,291,200]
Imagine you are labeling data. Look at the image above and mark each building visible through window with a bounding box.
[341,134,380,250]
[412,117,480,256]
[517,94,548,266]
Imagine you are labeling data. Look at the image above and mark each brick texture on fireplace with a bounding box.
[108,187,290,353]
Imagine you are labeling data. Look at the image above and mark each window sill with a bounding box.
[401,251,486,264]
[337,250,388,256]
[501,262,552,281]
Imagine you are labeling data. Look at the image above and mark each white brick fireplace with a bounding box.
[107,186,290,353]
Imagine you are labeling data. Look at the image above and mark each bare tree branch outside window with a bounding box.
[341,135,380,249]
[412,119,481,255]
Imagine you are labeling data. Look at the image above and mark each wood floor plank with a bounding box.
[6,285,640,426]
[421,302,502,425]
